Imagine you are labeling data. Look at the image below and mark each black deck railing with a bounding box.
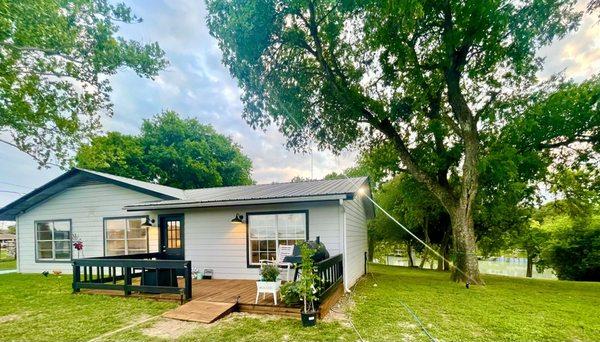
[72,252,192,302]
[315,253,343,300]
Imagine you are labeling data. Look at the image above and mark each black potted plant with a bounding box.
[297,242,320,327]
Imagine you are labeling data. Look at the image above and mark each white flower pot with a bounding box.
[256,280,281,292]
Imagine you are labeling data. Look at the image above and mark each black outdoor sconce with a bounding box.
[231,213,244,223]
[141,217,156,228]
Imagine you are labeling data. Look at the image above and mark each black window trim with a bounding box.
[245,209,309,268]
[34,219,73,263]
[102,215,150,257]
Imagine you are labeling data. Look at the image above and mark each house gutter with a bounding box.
[124,194,350,211]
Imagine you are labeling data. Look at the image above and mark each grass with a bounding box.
[0,274,176,341]
[349,264,600,341]
[0,265,598,341]
[0,250,16,270]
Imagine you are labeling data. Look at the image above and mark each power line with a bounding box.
[0,190,25,195]
[0,181,32,189]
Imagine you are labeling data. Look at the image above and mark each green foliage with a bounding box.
[279,281,301,306]
[7,225,15,235]
[0,0,167,167]
[535,207,600,281]
[296,242,320,313]
[207,0,595,282]
[75,111,253,189]
[259,263,280,282]
[539,221,600,281]
[369,174,451,257]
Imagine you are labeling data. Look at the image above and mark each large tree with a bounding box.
[0,0,167,167]
[76,111,254,189]
[206,0,597,282]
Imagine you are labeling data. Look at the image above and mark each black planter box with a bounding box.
[301,311,317,327]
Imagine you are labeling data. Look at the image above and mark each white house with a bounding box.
[0,168,373,291]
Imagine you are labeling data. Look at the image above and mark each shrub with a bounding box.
[259,263,280,282]
[538,219,600,281]
[280,281,301,306]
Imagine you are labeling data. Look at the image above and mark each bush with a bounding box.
[280,281,301,306]
[259,263,280,282]
[538,219,600,281]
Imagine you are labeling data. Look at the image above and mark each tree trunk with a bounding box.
[526,254,533,278]
[443,247,450,271]
[438,230,450,271]
[437,247,445,271]
[419,253,428,269]
[449,205,482,284]
[419,220,430,269]
[367,237,375,262]
[406,244,414,267]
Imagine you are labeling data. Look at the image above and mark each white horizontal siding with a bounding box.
[343,196,368,288]
[181,201,341,280]
[16,181,343,280]
[17,183,158,273]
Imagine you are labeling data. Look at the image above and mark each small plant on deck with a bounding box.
[259,263,280,282]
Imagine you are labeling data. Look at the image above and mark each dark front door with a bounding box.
[159,214,184,260]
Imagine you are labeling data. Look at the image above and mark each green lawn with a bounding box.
[0,274,176,341]
[0,250,16,270]
[1,265,599,341]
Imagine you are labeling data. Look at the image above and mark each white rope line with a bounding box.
[368,271,437,341]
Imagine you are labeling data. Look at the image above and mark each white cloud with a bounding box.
[538,10,600,81]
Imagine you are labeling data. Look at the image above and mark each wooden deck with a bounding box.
[81,278,302,318]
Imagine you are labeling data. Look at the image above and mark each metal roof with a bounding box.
[0,168,370,219]
[125,177,369,210]
[79,168,185,199]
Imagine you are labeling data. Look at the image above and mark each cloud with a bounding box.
[538,10,600,81]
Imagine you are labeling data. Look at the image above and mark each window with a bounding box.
[36,220,71,261]
[166,220,181,248]
[104,217,148,256]
[247,212,307,265]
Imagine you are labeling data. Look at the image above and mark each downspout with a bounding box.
[339,199,350,292]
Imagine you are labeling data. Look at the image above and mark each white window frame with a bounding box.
[246,211,308,267]
[35,219,72,262]
[103,216,149,256]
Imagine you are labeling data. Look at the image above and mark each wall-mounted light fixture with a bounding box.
[231,213,244,223]
[141,217,156,228]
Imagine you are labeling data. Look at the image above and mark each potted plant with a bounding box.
[256,263,281,303]
[280,281,301,306]
[297,242,320,327]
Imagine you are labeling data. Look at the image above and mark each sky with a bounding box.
[0,1,598,209]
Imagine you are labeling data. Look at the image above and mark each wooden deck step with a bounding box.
[162,300,237,323]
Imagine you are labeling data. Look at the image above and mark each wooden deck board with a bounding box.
[163,301,236,323]
[81,278,303,319]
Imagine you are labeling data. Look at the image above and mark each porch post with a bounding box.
[184,261,192,300]
[124,267,132,296]
[72,262,80,293]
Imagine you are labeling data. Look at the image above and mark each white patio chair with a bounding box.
[257,245,295,281]
[277,245,295,281]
